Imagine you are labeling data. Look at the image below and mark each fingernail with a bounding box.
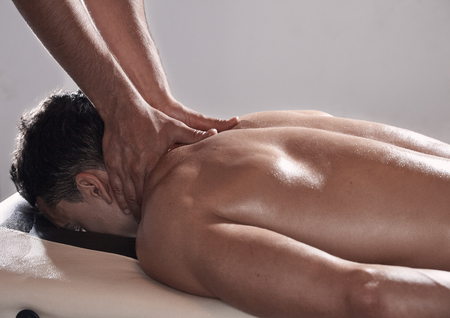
[208,128,218,136]
[123,209,131,215]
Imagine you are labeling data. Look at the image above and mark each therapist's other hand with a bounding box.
[102,97,239,220]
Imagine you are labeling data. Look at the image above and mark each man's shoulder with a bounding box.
[235,110,332,129]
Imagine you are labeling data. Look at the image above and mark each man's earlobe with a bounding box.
[76,172,113,204]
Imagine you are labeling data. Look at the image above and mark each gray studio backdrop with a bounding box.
[1,0,449,201]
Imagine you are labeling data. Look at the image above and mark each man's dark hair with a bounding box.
[10,90,105,208]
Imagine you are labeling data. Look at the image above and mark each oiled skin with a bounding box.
[136,111,450,317]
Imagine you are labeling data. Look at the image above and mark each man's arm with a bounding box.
[138,220,450,317]
[12,0,238,217]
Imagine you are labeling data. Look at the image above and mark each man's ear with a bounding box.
[76,172,113,204]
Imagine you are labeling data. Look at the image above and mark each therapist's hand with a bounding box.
[12,0,240,220]
[102,97,239,220]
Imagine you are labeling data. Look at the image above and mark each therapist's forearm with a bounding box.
[12,0,141,120]
[83,0,173,108]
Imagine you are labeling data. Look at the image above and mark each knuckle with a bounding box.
[130,163,143,176]
[123,184,139,204]
[112,185,123,195]
[126,195,137,203]
[110,179,124,196]
[193,129,208,141]
[193,129,203,137]
[105,157,121,170]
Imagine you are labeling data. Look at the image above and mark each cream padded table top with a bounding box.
[0,226,254,318]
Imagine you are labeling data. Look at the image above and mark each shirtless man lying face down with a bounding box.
[11,90,450,317]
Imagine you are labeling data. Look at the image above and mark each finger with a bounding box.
[193,115,240,132]
[166,103,239,132]
[185,113,240,132]
[214,116,240,132]
[108,171,130,213]
[121,174,141,218]
[173,126,218,145]
[122,182,141,217]
[110,166,143,218]
[125,159,157,220]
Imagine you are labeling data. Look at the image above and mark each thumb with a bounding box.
[200,116,240,132]
[173,126,218,145]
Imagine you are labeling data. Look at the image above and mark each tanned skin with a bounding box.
[40,110,450,317]
[134,111,450,317]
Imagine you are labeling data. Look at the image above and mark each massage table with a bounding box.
[0,193,254,318]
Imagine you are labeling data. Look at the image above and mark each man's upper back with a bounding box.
[136,110,450,301]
